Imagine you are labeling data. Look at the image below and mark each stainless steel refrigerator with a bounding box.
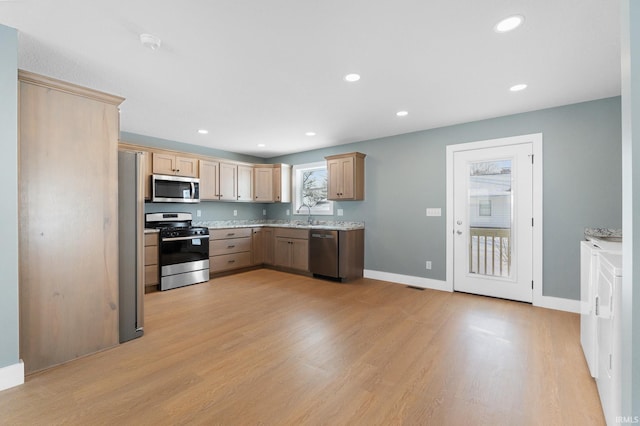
[118,150,145,342]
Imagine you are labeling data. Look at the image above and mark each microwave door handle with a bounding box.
[191,182,195,199]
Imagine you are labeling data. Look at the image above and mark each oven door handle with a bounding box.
[162,235,210,242]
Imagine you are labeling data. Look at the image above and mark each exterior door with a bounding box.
[453,143,533,302]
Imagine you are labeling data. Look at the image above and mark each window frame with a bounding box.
[291,161,334,216]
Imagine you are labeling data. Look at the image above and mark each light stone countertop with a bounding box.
[192,219,365,231]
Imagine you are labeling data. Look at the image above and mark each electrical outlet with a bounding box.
[233,210,238,217]
[337,209,344,216]
[196,209,201,217]
[286,209,290,216]
[426,261,432,270]
[263,209,267,216]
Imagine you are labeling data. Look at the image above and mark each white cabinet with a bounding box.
[580,240,600,378]
[595,252,622,426]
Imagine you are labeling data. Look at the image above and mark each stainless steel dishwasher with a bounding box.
[309,230,339,278]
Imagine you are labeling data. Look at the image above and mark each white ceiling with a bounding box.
[0,0,620,158]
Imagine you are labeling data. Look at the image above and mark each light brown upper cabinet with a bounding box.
[199,159,220,200]
[254,166,274,202]
[219,162,238,201]
[152,152,199,177]
[325,152,366,201]
[273,164,291,203]
[254,164,291,203]
[218,162,253,201]
[237,165,254,202]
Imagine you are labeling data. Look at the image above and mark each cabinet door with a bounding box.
[152,152,177,175]
[263,228,275,265]
[326,152,365,201]
[327,158,341,200]
[252,228,264,265]
[338,157,355,199]
[290,239,309,271]
[199,160,220,200]
[219,162,238,201]
[237,165,254,201]
[254,167,274,202]
[272,166,281,202]
[176,156,199,177]
[274,237,291,267]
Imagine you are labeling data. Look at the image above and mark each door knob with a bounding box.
[456,230,462,235]
[457,220,463,225]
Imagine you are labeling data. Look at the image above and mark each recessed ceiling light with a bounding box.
[197,129,208,134]
[344,73,361,82]
[140,33,162,50]
[510,83,528,92]
[305,131,316,136]
[257,143,266,148]
[494,15,524,33]
[396,111,409,117]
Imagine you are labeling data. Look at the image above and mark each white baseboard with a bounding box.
[0,360,24,392]
[364,269,580,313]
[534,295,581,313]
[364,269,451,292]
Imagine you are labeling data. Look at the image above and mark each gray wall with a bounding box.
[0,24,19,369]
[121,131,263,164]
[267,97,622,300]
[621,0,640,418]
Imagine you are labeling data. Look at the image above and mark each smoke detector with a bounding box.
[140,33,161,51]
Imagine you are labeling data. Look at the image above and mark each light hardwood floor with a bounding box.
[0,270,604,425]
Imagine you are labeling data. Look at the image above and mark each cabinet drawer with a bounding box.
[210,236,251,256]
[274,228,309,240]
[144,245,158,266]
[144,265,159,286]
[210,228,252,240]
[210,252,252,272]
[144,233,159,246]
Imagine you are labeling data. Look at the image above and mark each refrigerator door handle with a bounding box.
[135,152,145,331]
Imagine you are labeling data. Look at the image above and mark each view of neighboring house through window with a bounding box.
[468,160,512,277]
[292,161,333,216]
[479,200,492,216]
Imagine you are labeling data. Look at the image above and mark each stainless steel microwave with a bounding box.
[152,174,200,203]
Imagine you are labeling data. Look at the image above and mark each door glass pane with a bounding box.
[468,160,512,277]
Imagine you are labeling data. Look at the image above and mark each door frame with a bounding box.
[445,133,543,305]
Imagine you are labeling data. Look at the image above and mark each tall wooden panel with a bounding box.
[18,71,124,374]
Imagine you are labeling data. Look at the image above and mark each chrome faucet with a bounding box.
[297,204,312,224]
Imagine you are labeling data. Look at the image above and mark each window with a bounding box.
[479,199,492,216]
[292,161,333,216]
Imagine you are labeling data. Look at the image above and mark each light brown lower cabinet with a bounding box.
[263,228,275,265]
[252,228,264,265]
[210,228,252,273]
[273,228,309,272]
[144,233,159,292]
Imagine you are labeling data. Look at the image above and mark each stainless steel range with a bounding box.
[145,212,210,291]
